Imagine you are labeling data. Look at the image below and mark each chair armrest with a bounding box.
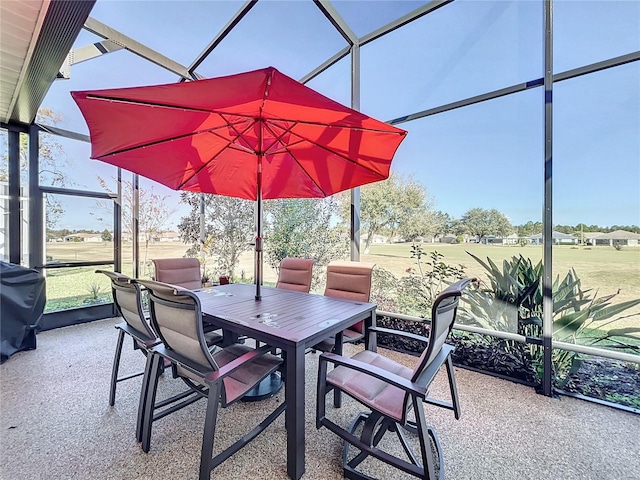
[319,352,427,397]
[368,326,430,345]
[116,321,158,348]
[205,344,281,384]
[151,343,280,384]
[151,343,211,378]
[413,343,455,388]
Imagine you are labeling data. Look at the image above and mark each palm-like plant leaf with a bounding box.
[461,250,640,388]
[591,299,640,322]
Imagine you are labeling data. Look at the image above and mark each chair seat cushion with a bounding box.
[213,345,282,405]
[326,350,412,421]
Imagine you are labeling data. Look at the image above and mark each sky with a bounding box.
[36,0,640,232]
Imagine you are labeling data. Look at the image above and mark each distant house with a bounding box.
[583,232,605,245]
[438,235,458,244]
[64,233,102,242]
[527,231,578,245]
[481,235,502,245]
[158,231,182,242]
[590,230,640,247]
[479,233,518,245]
[361,234,387,245]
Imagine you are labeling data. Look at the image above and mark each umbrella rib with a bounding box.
[266,115,404,135]
[96,122,248,158]
[263,121,391,180]
[219,113,258,154]
[261,121,328,196]
[175,114,262,189]
[175,143,244,190]
[85,93,256,119]
[85,95,400,134]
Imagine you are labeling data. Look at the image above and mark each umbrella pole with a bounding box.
[255,155,263,301]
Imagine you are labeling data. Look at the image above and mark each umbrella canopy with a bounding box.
[72,66,407,298]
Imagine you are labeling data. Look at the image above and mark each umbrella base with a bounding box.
[241,371,283,402]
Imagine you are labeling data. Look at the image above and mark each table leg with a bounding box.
[221,329,239,347]
[333,331,343,408]
[284,344,306,480]
[202,314,238,347]
[364,310,377,353]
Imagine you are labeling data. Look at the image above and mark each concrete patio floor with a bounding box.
[1,317,638,480]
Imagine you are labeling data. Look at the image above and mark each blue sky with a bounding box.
[40,0,639,231]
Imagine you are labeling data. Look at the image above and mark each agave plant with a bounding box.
[459,252,640,387]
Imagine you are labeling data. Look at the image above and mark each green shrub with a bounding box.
[370,246,465,317]
[459,252,640,387]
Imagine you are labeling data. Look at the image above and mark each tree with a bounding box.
[460,208,512,240]
[265,198,347,288]
[96,177,177,264]
[555,224,574,235]
[516,221,542,237]
[101,229,112,242]
[0,108,72,230]
[431,211,454,237]
[178,193,254,279]
[340,172,432,253]
[397,206,434,242]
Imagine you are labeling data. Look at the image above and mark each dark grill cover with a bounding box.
[1,261,46,363]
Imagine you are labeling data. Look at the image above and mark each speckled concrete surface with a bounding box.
[1,318,639,480]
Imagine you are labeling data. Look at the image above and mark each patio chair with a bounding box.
[257,256,314,347]
[97,270,157,410]
[316,278,473,480]
[97,270,223,442]
[151,257,202,290]
[136,279,286,479]
[152,257,223,338]
[312,261,375,352]
[275,257,315,293]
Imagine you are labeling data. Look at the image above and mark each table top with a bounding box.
[194,283,376,347]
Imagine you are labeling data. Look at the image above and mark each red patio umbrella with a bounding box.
[72,67,407,299]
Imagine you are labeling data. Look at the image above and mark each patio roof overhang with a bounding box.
[0,0,95,126]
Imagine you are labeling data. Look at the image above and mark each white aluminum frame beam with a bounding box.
[83,17,200,81]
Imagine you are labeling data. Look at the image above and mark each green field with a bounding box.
[44,241,640,330]
[364,243,640,305]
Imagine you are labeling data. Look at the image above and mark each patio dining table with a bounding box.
[193,283,377,480]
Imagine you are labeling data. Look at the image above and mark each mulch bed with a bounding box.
[562,358,640,409]
[375,315,640,411]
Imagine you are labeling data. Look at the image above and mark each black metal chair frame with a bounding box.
[316,279,473,480]
[97,270,156,407]
[98,270,210,444]
[138,281,286,480]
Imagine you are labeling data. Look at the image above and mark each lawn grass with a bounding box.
[364,243,639,302]
[44,241,640,332]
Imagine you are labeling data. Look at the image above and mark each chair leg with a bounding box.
[445,355,461,420]
[316,357,328,429]
[344,411,386,472]
[413,397,442,480]
[199,381,221,480]
[109,329,126,406]
[333,332,344,408]
[141,352,163,453]
[136,351,155,442]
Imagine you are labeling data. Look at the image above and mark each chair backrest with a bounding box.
[152,257,202,290]
[135,279,215,371]
[411,278,474,382]
[275,257,315,293]
[323,261,375,302]
[323,261,375,335]
[96,270,156,341]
